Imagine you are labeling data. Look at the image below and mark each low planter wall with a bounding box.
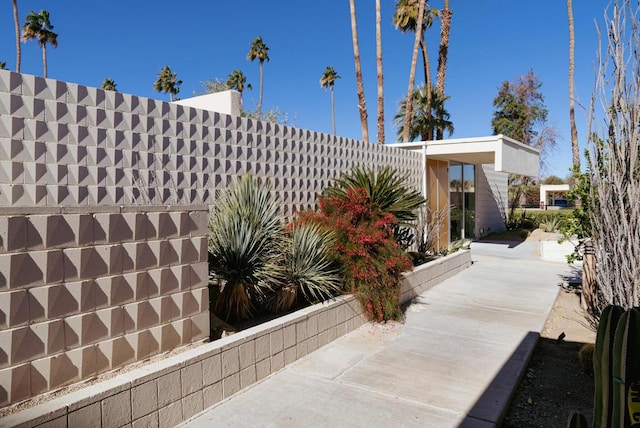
[0,250,471,427]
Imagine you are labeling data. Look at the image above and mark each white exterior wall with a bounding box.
[173,90,242,117]
[475,164,508,236]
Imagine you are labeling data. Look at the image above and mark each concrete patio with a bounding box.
[180,241,571,428]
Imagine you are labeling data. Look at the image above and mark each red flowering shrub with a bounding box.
[296,187,412,322]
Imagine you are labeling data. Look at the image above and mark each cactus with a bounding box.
[611,307,640,427]
[593,305,625,428]
[567,411,589,428]
[579,343,595,374]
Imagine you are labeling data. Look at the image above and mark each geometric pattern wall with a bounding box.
[0,70,424,216]
[0,206,210,407]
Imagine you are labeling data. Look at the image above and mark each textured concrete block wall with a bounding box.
[0,206,210,407]
[0,70,423,215]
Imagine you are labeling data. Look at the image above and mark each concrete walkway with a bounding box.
[180,241,572,428]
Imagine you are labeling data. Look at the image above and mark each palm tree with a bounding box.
[376,0,385,144]
[393,0,438,96]
[323,165,426,226]
[401,0,426,142]
[12,0,20,73]
[320,66,341,135]
[153,66,182,101]
[395,85,454,141]
[22,10,58,78]
[435,0,452,140]
[567,0,579,169]
[101,78,117,91]
[226,69,252,94]
[349,0,369,143]
[247,36,270,119]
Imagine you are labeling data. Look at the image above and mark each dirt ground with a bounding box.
[502,284,596,427]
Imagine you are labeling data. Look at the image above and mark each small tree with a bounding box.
[491,70,559,223]
[0,62,6,70]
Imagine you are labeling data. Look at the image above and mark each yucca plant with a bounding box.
[267,222,341,312]
[208,174,285,322]
[323,165,425,226]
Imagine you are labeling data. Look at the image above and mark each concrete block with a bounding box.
[96,274,134,306]
[0,215,27,252]
[255,334,270,363]
[158,399,182,428]
[94,213,134,244]
[179,238,199,264]
[179,290,199,318]
[31,319,65,355]
[1,251,46,289]
[132,412,158,428]
[283,324,296,349]
[0,363,31,406]
[156,370,181,407]
[189,311,209,342]
[0,289,30,328]
[202,353,221,387]
[150,322,180,353]
[159,240,180,267]
[221,347,239,377]
[97,336,135,371]
[181,362,203,397]
[317,310,328,333]
[28,283,79,321]
[284,347,297,365]
[101,390,132,428]
[131,380,158,420]
[317,330,328,348]
[68,403,101,428]
[62,247,108,283]
[296,340,309,359]
[66,344,97,379]
[307,314,319,336]
[188,210,208,237]
[239,341,256,370]
[255,358,271,381]
[1,325,45,366]
[189,262,208,289]
[124,301,160,332]
[64,312,111,348]
[149,212,179,240]
[30,352,80,391]
[270,329,284,354]
[239,365,256,389]
[181,390,203,421]
[308,335,319,353]
[222,372,240,399]
[202,382,223,409]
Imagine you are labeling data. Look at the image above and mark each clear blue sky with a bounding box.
[1,1,608,178]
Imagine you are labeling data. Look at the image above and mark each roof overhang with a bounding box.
[386,135,540,177]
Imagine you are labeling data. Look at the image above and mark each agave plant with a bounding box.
[208,174,285,321]
[323,165,425,226]
[267,223,342,312]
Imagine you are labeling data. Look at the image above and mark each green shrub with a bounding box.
[208,174,285,322]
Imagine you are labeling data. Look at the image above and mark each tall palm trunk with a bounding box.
[42,44,47,78]
[330,85,336,135]
[568,0,579,169]
[376,0,385,144]
[436,0,452,140]
[258,62,264,119]
[402,0,426,142]
[420,37,434,140]
[349,0,369,143]
[13,0,20,73]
